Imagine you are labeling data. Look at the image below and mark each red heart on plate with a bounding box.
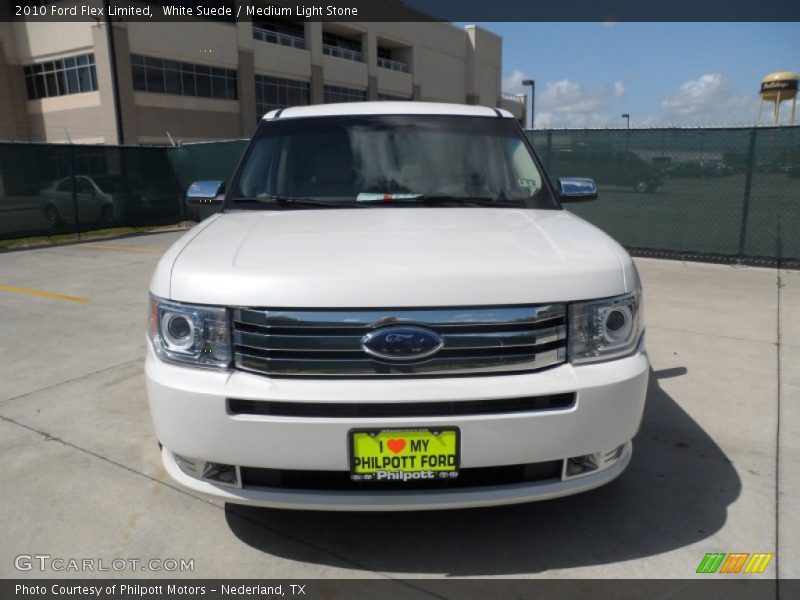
[387,439,406,454]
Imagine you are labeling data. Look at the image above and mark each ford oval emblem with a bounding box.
[361,326,444,361]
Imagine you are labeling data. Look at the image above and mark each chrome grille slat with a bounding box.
[233,325,566,353]
[442,325,565,349]
[234,305,564,329]
[231,305,567,377]
[234,331,365,352]
[236,348,565,376]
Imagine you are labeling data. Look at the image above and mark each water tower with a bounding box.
[756,71,798,126]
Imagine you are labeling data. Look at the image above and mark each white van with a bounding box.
[146,102,648,510]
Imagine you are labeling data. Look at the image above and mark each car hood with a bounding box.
[155,208,637,307]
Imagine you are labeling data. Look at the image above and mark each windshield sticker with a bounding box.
[356,193,421,202]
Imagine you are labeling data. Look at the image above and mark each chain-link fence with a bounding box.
[1,127,798,265]
[527,126,800,265]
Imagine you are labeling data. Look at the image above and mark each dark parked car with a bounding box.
[553,149,663,193]
[666,160,735,178]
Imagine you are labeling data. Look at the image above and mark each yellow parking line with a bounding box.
[81,243,165,254]
[0,285,90,304]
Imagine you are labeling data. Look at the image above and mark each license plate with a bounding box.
[349,428,460,482]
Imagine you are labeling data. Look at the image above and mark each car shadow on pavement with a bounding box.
[224,367,740,575]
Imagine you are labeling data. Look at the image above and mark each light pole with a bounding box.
[522,79,535,129]
[621,113,630,129]
[104,0,124,144]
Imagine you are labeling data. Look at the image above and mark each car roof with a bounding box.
[263,101,515,120]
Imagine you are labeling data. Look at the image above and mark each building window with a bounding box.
[131,54,237,100]
[322,32,363,62]
[252,19,307,49]
[324,85,367,104]
[23,53,97,100]
[255,74,310,118]
[378,93,411,101]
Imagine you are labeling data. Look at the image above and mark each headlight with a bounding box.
[148,295,231,368]
[568,291,643,364]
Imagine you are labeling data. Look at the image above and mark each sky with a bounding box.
[469,22,800,128]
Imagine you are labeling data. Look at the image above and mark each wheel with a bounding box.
[44,204,62,227]
[634,180,650,193]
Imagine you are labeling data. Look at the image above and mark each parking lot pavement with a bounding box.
[0,231,795,579]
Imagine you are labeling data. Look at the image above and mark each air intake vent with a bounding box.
[228,393,575,418]
[240,460,564,491]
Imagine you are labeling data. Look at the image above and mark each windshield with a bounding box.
[227,115,558,210]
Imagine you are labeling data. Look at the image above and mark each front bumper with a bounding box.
[146,338,649,511]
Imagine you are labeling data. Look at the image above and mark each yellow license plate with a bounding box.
[349,428,460,482]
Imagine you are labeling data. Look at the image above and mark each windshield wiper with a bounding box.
[370,195,525,208]
[231,196,357,209]
[232,195,526,209]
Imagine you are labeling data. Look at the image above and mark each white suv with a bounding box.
[146,102,648,511]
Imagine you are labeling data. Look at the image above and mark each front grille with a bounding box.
[228,393,575,418]
[232,305,567,377]
[240,460,564,491]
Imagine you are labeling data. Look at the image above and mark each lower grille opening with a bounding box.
[240,460,564,491]
[228,393,575,418]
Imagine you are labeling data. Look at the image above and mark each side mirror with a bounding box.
[558,177,598,202]
[186,180,224,206]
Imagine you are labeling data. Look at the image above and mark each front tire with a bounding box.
[44,204,62,227]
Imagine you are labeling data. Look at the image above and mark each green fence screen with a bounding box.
[1,127,798,263]
[167,140,248,199]
[527,127,800,263]
[0,142,184,240]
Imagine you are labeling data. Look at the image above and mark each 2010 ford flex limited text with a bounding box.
[146,102,649,511]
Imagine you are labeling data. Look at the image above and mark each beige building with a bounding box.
[0,4,526,145]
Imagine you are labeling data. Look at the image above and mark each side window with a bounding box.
[237,135,281,198]
[57,179,73,192]
[77,178,94,194]
[626,152,643,166]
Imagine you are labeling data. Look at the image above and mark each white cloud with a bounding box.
[502,69,530,96]
[538,79,626,114]
[502,76,628,128]
[535,111,666,129]
[535,111,617,128]
[661,74,757,124]
[503,71,772,128]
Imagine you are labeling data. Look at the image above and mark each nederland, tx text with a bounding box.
[16,584,307,596]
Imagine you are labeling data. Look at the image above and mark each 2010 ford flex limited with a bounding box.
[146,102,649,511]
